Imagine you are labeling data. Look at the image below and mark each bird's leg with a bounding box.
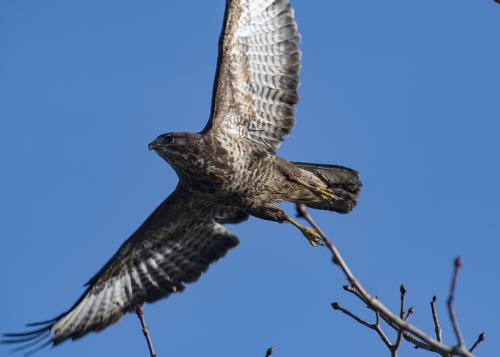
[246,204,322,247]
[291,178,336,201]
[284,216,323,247]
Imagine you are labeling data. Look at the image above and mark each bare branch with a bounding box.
[400,331,435,352]
[430,296,443,343]
[405,307,414,321]
[374,311,393,350]
[391,285,407,355]
[447,257,465,347]
[469,333,485,353]
[399,285,407,318]
[343,285,366,305]
[332,302,392,349]
[136,305,157,357]
[332,302,373,330]
[295,204,483,357]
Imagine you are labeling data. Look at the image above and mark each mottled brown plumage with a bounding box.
[2,0,361,353]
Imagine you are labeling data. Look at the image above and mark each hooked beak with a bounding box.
[148,140,159,151]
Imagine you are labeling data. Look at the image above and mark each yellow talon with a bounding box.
[317,187,335,200]
[286,218,323,247]
[299,226,323,247]
[294,179,336,201]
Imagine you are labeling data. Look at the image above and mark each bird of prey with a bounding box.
[2,0,361,353]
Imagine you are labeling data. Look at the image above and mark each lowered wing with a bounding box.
[2,186,239,351]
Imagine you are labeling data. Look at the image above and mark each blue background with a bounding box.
[1,1,499,356]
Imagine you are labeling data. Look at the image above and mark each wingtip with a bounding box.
[25,318,57,328]
[1,320,54,356]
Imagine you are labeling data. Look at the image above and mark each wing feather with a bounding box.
[203,0,301,151]
[2,186,239,349]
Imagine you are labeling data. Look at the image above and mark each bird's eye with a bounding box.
[164,135,175,144]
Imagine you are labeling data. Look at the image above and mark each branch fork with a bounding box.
[295,204,485,357]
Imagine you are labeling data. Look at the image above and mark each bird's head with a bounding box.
[148,132,203,169]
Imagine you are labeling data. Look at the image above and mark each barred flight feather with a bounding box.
[2,188,239,350]
[206,0,301,151]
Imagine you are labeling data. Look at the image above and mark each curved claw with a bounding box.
[292,178,337,201]
[285,217,324,247]
[300,226,324,247]
[317,187,336,201]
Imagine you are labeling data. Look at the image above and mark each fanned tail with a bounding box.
[293,161,362,213]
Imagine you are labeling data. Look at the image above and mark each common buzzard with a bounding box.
[2,0,361,352]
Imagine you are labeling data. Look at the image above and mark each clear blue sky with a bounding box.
[1,1,499,356]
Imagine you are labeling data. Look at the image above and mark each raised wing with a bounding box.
[1,186,239,352]
[204,0,301,151]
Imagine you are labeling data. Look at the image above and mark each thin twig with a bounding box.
[136,305,157,357]
[332,302,373,330]
[295,204,479,357]
[344,283,438,353]
[405,307,414,321]
[401,332,435,352]
[430,296,443,342]
[375,311,393,350]
[392,285,407,353]
[344,284,446,353]
[343,285,366,305]
[469,333,485,353]
[332,302,392,349]
[399,285,406,319]
[447,257,465,347]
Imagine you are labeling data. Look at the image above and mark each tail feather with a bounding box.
[293,161,361,213]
